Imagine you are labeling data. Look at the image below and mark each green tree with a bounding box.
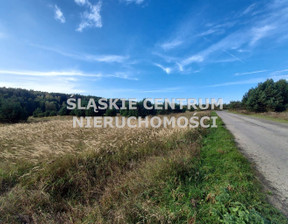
[0,98,28,122]
[105,109,117,116]
[242,79,288,112]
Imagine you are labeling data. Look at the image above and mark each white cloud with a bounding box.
[152,52,179,63]
[85,54,128,63]
[153,54,202,73]
[122,0,145,5]
[208,78,266,87]
[157,0,288,67]
[198,29,218,37]
[242,3,257,15]
[182,31,249,66]
[76,1,102,32]
[154,63,172,74]
[176,62,184,72]
[234,70,267,76]
[270,74,288,81]
[160,40,183,51]
[74,0,144,32]
[74,0,87,6]
[0,69,137,80]
[250,25,275,46]
[0,70,102,77]
[182,55,204,66]
[54,5,66,23]
[208,74,288,88]
[113,72,138,80]
[208,70,288,88]
[269,68,288,76]
[31,44,128,63]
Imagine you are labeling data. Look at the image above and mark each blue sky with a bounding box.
[0,0,288,102]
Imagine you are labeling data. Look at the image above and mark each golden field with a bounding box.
[0,112,206,223]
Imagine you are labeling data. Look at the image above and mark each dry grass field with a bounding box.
[0,113,197,165]
[0,112,207,223]
[0,112,286,223]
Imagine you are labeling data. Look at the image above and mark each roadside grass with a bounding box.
[89,113,287,223]
[0,113,287,223]
[229,110,288,124]
[247,113,288,124]
[192,113,287,223]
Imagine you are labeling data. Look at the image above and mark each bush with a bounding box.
[49,111,57,116]
[33,108,43,117]
[228,101,243,110]
[0,98,28,122]
[105,109,117,116]
[58,106,68,116]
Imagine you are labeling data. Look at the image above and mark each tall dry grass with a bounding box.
[0,113,197,165]
[0,112,208,223]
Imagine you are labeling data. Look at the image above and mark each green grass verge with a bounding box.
[145,113,287,223]
[230,111,288,124]
[190,113,287,223]
[247,114,288,124]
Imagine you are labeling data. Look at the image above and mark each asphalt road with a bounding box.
[217,111,288,216]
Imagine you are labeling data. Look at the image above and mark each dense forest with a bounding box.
[229,79,288,112]
[0,88,75,122]
[0,88,185,123]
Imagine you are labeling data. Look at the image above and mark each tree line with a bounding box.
[3,78,284,123]
[0,88,187,123]
[228,79,288,112]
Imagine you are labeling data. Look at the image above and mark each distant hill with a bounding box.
[0,87,185,123]
[0,87,105,123]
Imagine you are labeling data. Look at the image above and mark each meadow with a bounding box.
[0,112,287,223]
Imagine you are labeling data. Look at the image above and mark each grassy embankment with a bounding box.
[0,113,287,223]
[229,110,288,124]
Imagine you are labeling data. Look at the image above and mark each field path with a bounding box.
[217,111,288,216]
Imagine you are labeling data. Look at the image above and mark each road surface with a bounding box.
[217,111,288,216]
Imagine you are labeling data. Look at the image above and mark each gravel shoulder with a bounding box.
[217,111,288,217]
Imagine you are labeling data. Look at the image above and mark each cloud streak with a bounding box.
[31,44,129,63]
[207,78,265,87]
[0,69,137,80]
[54,5,66,23]
[250,25,275,46]
[208,70,288,87]
[154,63,172,74]
[160,40,183,51]
[242,3,257,15]
[234,70,268,76]
[0,70,102,77]
[122,0,145,5]
[182,55,204,66]
[156,0,288,71]
[74,0,87,6]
